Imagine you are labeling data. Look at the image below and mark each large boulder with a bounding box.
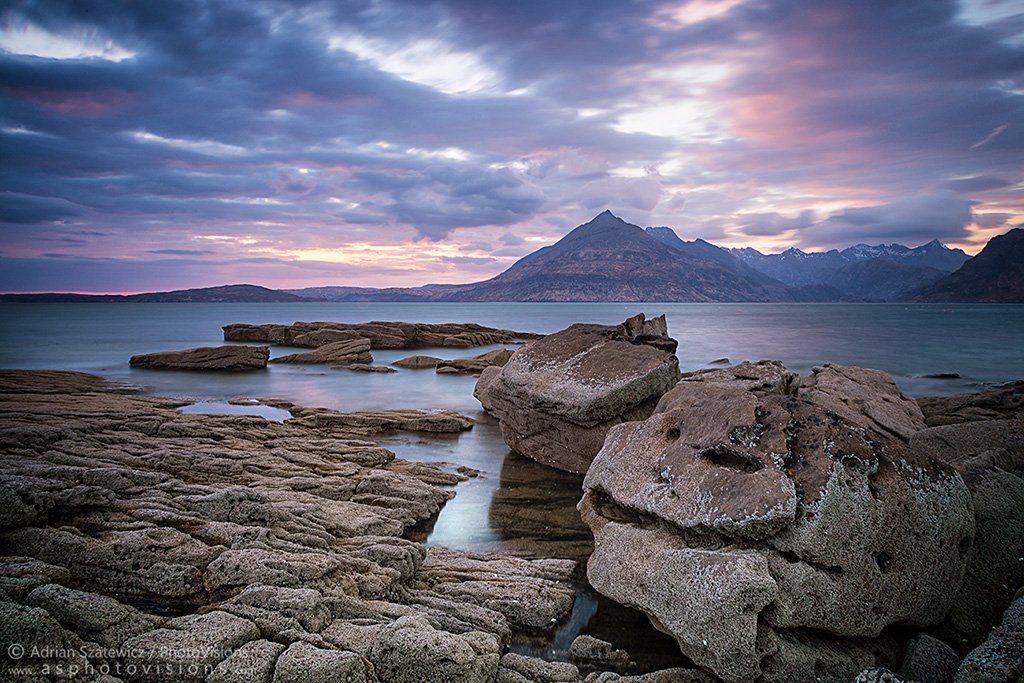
[129,345,269,371]
[475,314,681,473]
[580,361,973,683]
[911,415,1024,649]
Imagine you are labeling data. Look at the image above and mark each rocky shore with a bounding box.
[3,312,1023,683]
[0,370,583,682]
[129,345,270,371]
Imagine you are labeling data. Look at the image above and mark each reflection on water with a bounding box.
[383,416,686,670]
[177,401,293,422]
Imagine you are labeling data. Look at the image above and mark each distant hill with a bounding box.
[5,217,1016,305]
[406,211,823,302]
[731,239,969,300]
[831,259,946,301]
[0,284,308,303]
[913,228,1024,302]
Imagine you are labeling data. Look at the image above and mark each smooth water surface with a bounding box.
[2,302,1022,665]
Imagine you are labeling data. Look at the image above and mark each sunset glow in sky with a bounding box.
[1,0,1022,292]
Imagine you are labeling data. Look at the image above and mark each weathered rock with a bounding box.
[475,366,502,413]
[369,614,501,683]
[225,321,541,349]
[119,611,260,682]
[584,670,716,683]
[854,669,910,683]
[497,652,579,682]
[581,361,972,683]
[899,633,959,683]
[129,345,269,371]
[288,407,474,434]
[911,418,1024,648]
[0,370,577,682]
[271,338,372,365]
[437,348,515,375]
[346,363,397,373]
[569,634,632,673]
[209,639,284,683]
[955,592,1024,682]
[393,355,443,369]
[918,381,1024,426]
[476,314,681,473]
[272,641,374,682]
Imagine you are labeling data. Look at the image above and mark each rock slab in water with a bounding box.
[271,338,373,365]
[129,344,269,371]
[224,321,541,349]
[476,313,681,473]
[0,370,577,683]
[580,360,973,683]
[393,355,443,369]
[436,348,515,375]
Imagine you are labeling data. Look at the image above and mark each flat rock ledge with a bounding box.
[129,345,269,371]
[581,360,1024,683]
[224,321,542,350]
[476,313,681,473]
[0,370,582,683]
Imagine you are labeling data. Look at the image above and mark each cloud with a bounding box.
[812,192,974,246]
[0,0,1022,289]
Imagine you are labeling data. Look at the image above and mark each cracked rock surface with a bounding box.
[0,370,577,682]
[475,314,681,473]
[580,360,974,683]
[129,345,270,371]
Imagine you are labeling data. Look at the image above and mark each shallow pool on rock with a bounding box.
[177,401,293,422]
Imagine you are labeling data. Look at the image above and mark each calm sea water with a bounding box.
[2,302,1022,665]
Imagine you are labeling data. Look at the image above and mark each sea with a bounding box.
[2,302,1022,665]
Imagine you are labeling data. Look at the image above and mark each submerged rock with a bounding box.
[475,314,681,473]
[580,361,973,683]
[436,348,515,375]
[129,344,269,371]
[346,363,397,373]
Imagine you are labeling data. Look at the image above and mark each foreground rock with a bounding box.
[272,338,372,365]
[581,361,973,682]
[224,321,541,349]
[917,380,1024,426]
[476,314,681,473]
[0,370,576,682]
[129,345,269,371]
[437,348,515,375]
[955,589,1024,682]
[911,388,1024,650]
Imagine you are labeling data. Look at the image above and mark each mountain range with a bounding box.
[3,211,1020,303]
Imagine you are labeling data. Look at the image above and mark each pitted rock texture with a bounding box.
[954,590,1024,682]
[224,321,541,349]
[0,370,576,682]
[475,314,681,473]
[581,361,973,683]
[129,345,269,371]
[911,415,1024,649]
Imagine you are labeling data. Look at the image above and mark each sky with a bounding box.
[1,0,1022,292]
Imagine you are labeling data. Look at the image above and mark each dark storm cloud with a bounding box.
[812,193,975,247]
[1,0,1022,290]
